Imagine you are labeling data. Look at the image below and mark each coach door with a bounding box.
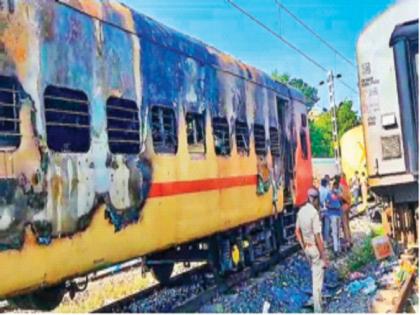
[276,96,294,204]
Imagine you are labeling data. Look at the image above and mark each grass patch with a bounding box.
[346,235,375,273]
[339,227,381,278]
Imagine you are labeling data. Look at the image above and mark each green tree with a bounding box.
[337,100,360,139]
[272,70,290,85]
[271,71,319,110]
[309,100,360,158]
[310,111,334,158]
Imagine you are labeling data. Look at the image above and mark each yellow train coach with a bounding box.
[0,0,313,309]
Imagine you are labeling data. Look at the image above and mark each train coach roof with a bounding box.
[55,0,306,103]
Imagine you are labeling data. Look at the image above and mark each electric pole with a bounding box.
[327,71,342,174]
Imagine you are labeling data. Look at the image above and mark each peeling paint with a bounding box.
[0,1,313,299]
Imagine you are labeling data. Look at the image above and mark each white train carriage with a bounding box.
[357,0,418,244]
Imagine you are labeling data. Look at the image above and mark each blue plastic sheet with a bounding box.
[346,276,377,295]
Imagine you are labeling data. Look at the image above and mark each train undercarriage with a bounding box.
[8,206,298,311]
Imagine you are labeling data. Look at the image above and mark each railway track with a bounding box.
[92,204,375,313]
[0,204,376,314]
[92,264,211,313]
[92,243,299,313]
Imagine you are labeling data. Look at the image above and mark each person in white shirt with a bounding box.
[295,187,330,313]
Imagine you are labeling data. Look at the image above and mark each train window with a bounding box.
[186,112,206,154]
[0,76,20,150]
[235,120,250,156]
[300,128,309,160]
[44,86,90,153]
[106,97,140,154]
[212,117,230,156]
[151,106,178,154]
[301,114,308,128]
[270,127,281,157]
[254,124,267,157]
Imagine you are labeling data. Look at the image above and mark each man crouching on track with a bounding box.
[295,187,330,313]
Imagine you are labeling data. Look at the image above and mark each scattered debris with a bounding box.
[371,235,394,260]
[370,247,418,313]
[346,277,377,295]
[348,271,366,281]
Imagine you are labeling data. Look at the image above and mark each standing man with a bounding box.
[340,174,353,251]
[295,188,329,313]
[325,181,343,254]
[319,178,331,245]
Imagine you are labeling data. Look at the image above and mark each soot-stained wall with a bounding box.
[0,0,307,251]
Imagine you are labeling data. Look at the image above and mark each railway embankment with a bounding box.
[198,213,418,313]
[4,207,417,314]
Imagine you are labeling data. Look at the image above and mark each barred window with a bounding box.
[254,124,267,157]
[212,117,230,156]
[0,76,20,149]
[106,97,140,154]
[151,106,177,154]
[300,114,309,160]
[44,86,90,153]
[270,127,281,157]
[186,112,206,154]
[235,120,249,156]
[301,114,308,128]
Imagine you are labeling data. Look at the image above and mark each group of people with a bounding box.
[318,173,353,255]
[295,171,369,312]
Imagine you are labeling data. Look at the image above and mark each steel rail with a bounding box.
[91,264,210,313]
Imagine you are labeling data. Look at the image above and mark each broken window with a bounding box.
[235,120,249,156]
[44,86,90,153]
[186,111,206,154]
[0,76,20,150]
[212,117,231,156]
[254,124,267,157]
[300,113,309,159]
[151,106,177,154]
[300,129,309,160]
[106,97,140,154]
[301,114,308,128]
[270,127,281,157]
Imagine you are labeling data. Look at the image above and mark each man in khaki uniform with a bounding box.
[295,187,329,313]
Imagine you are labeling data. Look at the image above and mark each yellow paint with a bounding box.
[0,108,280,299]
[340,125,367,180]
[78,0,104,21]
[0,0,284,300]
[231,245,240,266]
[109,0,136,32]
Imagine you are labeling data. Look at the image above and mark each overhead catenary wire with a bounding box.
[273,0,356,69]
[225,0,358,95]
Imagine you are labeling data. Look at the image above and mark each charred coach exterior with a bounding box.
[357,0,418,244]
[0,0,313,308]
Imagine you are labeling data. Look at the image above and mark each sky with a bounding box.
[119,0,396,113]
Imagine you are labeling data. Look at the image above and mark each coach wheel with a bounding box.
[9,284,65,311]
[151,263,174,284]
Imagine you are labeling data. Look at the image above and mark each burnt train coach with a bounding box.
[0,0,313,309]
[357,0,418,245]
